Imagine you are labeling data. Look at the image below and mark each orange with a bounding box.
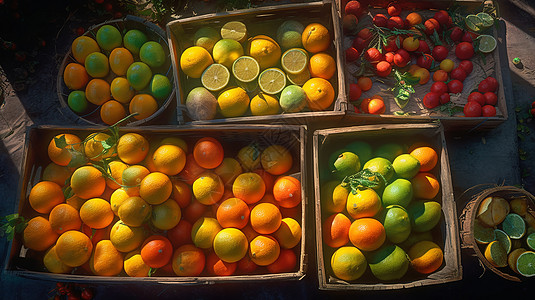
[29,181,65,214]
[71,166,106,199]
[273,176,301,208]
[48,133,82,166]
[249,235,280,266]
[191,217,222,249]
[42,163,73,187]
[151,198,181,230]
[348,218,386,252]
[253,168,275,192]
[43,245,72,274]
[109,47,134,76]
[81,223,111,247]
[121,164,150,194]
[117,133,149,164]
[406,12,423,26]
[302,23,330,53]
[152,144,187,176]
[361,95,386,114]
[260,145,293,176]
[168,220,193,248]
[346,188,382,219]
[110,188,131,216]
[55,230,93,267]
[250,202,282,235]
[110,77,135,104]
[214,157,243,187]
[124,250,150,277]
[216,197,250,229]
[237,255,258,273]
[309,52,336,80]
[170,178,192,208]
[106,160,128,190]
[178,153,207,185]
[141,235,173,268]
[23,216,59,251]
[100,100,127,125]
[410,146,438,172]
[213,228,249,263]
[159,137,188,152]
[71,36,100,63]
[63,63,89,90]
[66,195,86,211]
[232,172,266,205]
[303,77,335,111]
[118,196,151,227]
[110,220,147,252]
[85,78,111,106]
[192,171,224,205]
[330,246,367,281]
[408,240,443,274]
[266,248,297,273]
[183,199,208,224]
[193,137,225,169]
[49,203,82,234]
[357,77,373,91]
[79,198,114,229]
[273,217,302,249]
[411,172,440,200]
[206,251,237,276]
[83,132,116,161]
[89,240,124,276]
[322,213,351,248]
[432,69,448,82]
[172,244,206,276]
[129,94,158,120]
[236,144,262,171]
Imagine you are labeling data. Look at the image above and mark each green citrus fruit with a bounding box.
[494,229,512,254]
[123,29,148,55]
[392,154,421,179]
[330,246,367,281]
[368,244,409,281]
[277,20,304,50]
[516,251,535,277]
[381,205,411,244]
[127,62,153,91]
[363,157,395,182]
[484,240,508,267]
[345,141,372,166]
[212,39,244,69]
[473,218,496,245]
[193,26,220,52]
[84,52,109,78]
[382,178,413,208]
[508,248,526,274]
[374,143,405,162]
[408,200,442,232]
[501,213,526,239]
[96,25,122,51]
[333,152,361,180]
[67,91,88,113]
[150,74,172,100]
[140,41,166,68]
[279,84,306,113]
[399,231,433,251]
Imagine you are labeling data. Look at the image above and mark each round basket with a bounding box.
[57,15,175,126]
[459,185,535,282]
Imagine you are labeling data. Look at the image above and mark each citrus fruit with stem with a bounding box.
[333,151,361,180]
[363,157,394,183]
[330,246,367,281]
[302,23,330,53]
[83,132,116,161]
[110,220,147,252]
[216,197,250,229]
[346,188,381,219]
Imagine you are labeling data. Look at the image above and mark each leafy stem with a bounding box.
[391,69,419,109]
[1,214,27,241]
[341,169,387,194]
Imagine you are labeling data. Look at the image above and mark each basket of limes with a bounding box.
[460,185,535,281]
[57,15,175,126]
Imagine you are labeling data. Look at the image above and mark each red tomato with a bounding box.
[455,42,474,60]
[349,83,362,101]
[387,16,404,29]
[450,27,464,42]
[365,48,383,62]
[345,0,363,16]
[417,54,433,69]
[346,47,360,62]
[76,27,85,36]
[482,105,496,117]
[417,40,431,53]
[393,49,410,67]
[352,37,369,51]
[423,92,441,109]
[530,108,535,118]
[358,28,372,41]
[461,31,477,43]
[458,60,473,74]
[468,92,486,106]
[424,18,440,35]
[464,101,482,117]
[434,10,451,27]
[432,45,448,61]
[384,52,395,64]
[387,2,402,16]
[440,93,451,104]
[450,67,467,82]
[430,82,448,94]
[448,79,464,94]
[531,101,535,109]
[373,14,388,27]
[376,61,392,77]
[384,36,400,52]
[478,78,495,93]
[484,92,498,105]
[485,77,499,92]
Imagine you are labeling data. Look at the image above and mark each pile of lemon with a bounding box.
[63,24,172,125]
[179,20,337,120]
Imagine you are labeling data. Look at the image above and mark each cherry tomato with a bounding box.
[478,79,494,93]
[482,105,496,117]
[455,42,474,60]
[440,93,451,104]
[424,18,440,35]
[448,79,464,94]
[468,91,486,106]
[393,49,410,67]
[387,2,402,16]
[432,45,448,61]
[384,52,395,64]
[485,76,499,92]
[346,47,360,62]
[430,81,448,94]
[450,67,467,82]
[345,0,363,16]
[417,40,431,53]
[375,61,392,77]
[349,83,362,101]
[464,101,482,117]
[358,28,372,41]
[417,54,433,69]
[387,16,404,29]
[434,10,452,27]
[76,27,85,36]
[423,92,441,109]
[365,48,383,62]
[458,60,473,74]
[384,36,400,52]
[484,92,498,105]
[461,31,478,43]
[530,108,535,118]
[450,27,464,42]
[81,288,94,300]
[373,14,388,27]
[352,37,368,51]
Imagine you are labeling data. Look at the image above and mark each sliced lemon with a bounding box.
[477,34,497,53]
[281,48,308,75]
[232,56,260,83]
[465,14,483,32]
[258,68,286,95]
[287,68,311,86]
[201,63,230,92]
[221,21,247,43]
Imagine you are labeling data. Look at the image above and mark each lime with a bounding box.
[140,41,166,68]
[362,157,395,183]
[333,152,360,179]
[368,245,409,281]
[381,205,411,244]
[473,218,496,244]
[201,63,230,92]
[281,48,308,75]
[96,25,122,51]
[477,34,497,53]
[494,229,512,254]
[150,74,172,100]
[277,20,304,49]
[382,178,413,208]
[526,232,535,251]
[345,141,372,166]
[67,91,88,113]
[123,29,148,55]
[484,240,508,267]
[476,12,494,28]
[508,248,527,274]
[408,200,442,232]
[232,56,260,83]
[516,251,535,277]
[84,52,109,78]
[279,84,307,113]
[193,26,220,52]
[258,68,286,95]
[250,93,280,116]
[392,154,421,179]
[330,246,367,281]
[127,62,153,91]
[221,21,247,43]
[374,143,404,162]
[465,14,483,32]
[501,213,526,239]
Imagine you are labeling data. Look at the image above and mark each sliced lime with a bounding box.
[527,233,535,251]
[465,14,482,32]
[258,68,286,95]
[502,213,526,239]
[476,12,494,28]
[221,21,247,43]
[485,240,508,267]
[494,229,512,254]
[201,63,230,92]
[477,34,497,53]
[474,218,497,244]
[281,48,308,75]
[232,56,260,83]
[508,248,526,274]
[516,251,535,277]
[287,68,311,86]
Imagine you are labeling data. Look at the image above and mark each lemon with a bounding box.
[213,228,248,263]
[96,25,122,51]
[232,56,260,83]
[258,68,286,95]
[201,63,230,92]
[194,26,220,52]
[247,36,281,70]
[485,240,508,267]
[192,171,224,205]
[250,93,280,116]
[477,34,497,53]
[281,48,308,75]
[213,39,244,69]
[180,46,213,78]
[287,68,310,86]
[217,87,250,118]
[221,21,247,43]
[494,229,512,254]
[330,246,367,281]
[191,217,222,249]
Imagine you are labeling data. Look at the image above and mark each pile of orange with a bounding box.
[63,23,172,125]
[22,130,302,277]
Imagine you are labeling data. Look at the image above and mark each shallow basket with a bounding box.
[459,185,535,282]
[57,15,176,126]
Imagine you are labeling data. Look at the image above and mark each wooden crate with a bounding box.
[337,0,508,132]
[4,124,307,284]
[57,15,177,126]
[313,123,462,290]
[166,0,346,125]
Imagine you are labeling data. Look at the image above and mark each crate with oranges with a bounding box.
[167,1,346,124]
[58,16,175,126]
[5,125,306,284]
[313,123,461,290]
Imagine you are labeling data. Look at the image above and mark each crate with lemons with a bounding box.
[9,125,305,280]
[61,20,173,125]
[179,19,338,120]
[319,139,447,283]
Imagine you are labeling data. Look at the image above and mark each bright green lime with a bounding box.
[526,233,535,251]
[279,84,306,112]
[392,154,421,179]
[516,251,535,277]
[96,25,122,51]
[473,218,496,244]
[333,152,361,180]
[368,245,409,281]
[127,62,153,91]
[345,141,373,166]
[494,229,512,254]
[150,74,172,100]
[67,91,88,113]
[84,52,109,78]
[382,178,413,208]
[140,41,166,68]
[477,34,497,53]
[381,205,411,244]
[501,213,526,239]
[123,29,148,55]
[276,20,304,49]
[408,200,442,232]
[374,143,405,162]
[363,157,395,182]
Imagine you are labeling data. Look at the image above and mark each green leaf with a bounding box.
[54,135,67,149]
[102,136,116,150]
[63,186,73,199]
[67,150,87,168]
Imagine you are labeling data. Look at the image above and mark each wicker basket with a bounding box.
[57,15,176,126]
[459,185,535,282]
